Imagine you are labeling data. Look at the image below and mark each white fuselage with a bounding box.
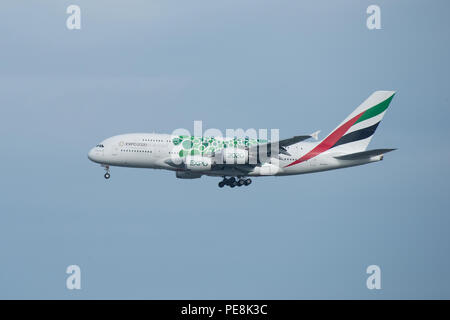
[88,133,382,178]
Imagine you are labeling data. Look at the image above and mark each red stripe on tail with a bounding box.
[284,111,364,168]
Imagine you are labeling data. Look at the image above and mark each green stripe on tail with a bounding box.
[354,94,395,125]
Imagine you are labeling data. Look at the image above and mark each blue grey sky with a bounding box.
[0,0,449,299]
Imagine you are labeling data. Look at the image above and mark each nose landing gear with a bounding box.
[102,165,110,179]
[218,177,252,188]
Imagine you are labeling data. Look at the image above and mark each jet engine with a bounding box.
[221,148,261,164]
[185,156,212,171]
[223,148,248,164]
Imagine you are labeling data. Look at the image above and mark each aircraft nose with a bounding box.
[88,148,95,161]
[88,147,101,163]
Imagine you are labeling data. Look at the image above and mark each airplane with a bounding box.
[88,91,396,188]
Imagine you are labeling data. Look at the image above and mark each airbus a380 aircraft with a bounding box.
[88,91,396,188]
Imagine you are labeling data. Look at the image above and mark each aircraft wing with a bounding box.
[164,131,320,169]
[248,131,319,156]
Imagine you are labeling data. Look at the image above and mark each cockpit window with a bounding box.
[96,144,104,148]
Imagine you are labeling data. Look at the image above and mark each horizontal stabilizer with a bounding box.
[334,148,396,160]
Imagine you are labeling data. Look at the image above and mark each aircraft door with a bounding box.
[112,143,119,156]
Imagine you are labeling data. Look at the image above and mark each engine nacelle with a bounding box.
[175,171,202,179]
[223,148,252,164]
[185,156,212,171]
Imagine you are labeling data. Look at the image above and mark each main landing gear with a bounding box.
[218,177,252,188]
[103,165,110,179]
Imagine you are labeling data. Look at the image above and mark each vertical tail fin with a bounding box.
[284,91,395,168]
[324,90,395,152]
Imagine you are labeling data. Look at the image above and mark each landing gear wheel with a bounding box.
[102,165,110,180]
[218,181,225,188]
[244,178,252,186]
